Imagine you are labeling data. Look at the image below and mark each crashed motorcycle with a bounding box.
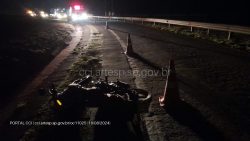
[48,75,152,121]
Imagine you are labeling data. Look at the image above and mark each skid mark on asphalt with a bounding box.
[81,25,100,141]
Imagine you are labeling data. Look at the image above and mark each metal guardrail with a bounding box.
[91,16,250,40]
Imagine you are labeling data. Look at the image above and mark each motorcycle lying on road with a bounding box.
[47,75,151,141]
[48,75,152,121]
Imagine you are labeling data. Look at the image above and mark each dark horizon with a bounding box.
[0,0,249,26]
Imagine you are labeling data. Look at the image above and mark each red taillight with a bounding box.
[74,5,81,10]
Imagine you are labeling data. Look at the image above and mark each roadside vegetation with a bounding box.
[143,22,250,52]
[21,31,103,141]
[0,16,73,107]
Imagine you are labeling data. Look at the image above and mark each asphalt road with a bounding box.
[0,20,250,141]
[104,21,250,141]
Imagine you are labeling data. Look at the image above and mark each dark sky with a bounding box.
[83,0,249,16]
[1,0,249,14]
[0,0,249,25]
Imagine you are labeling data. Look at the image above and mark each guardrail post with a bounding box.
[94,17,97,23]
[227,31,231,40]
[95,16,249,38]
[106,21,109,29]
[207,29,210,35]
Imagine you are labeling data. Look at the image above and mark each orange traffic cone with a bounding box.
[159,60,180,108]
[126,33,134,56]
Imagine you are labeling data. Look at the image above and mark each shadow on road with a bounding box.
[35,109,83,141]
[131,52,163,71]
[165,101,225,141]
[94,106,143,141]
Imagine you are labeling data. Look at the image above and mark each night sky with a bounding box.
[0,0,249,25]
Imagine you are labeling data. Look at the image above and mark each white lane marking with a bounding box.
[108,29,147,90]
[109,29,127,51]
